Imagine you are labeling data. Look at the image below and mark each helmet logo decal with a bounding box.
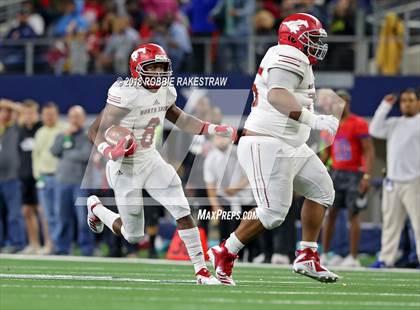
[283,20,309,33]
[131,47,146,61]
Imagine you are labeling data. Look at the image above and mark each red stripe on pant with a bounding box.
[250,144,263,206]
[257,144,270,208]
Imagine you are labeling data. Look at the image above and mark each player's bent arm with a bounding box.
[88,104,130,146]
[88,104,135,160]
[166,104,237,140]
[165,104,205,135]
[267,68,338,135]
[266,67,304,121]
[267,88,304,121]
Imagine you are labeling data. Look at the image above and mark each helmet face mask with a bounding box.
[137,59,172,78]
[298,29,328,61]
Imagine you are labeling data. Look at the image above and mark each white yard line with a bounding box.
[1,273,419,288]
[1,254,419,274]
[1,282,419,298]
[0,273,193,284]
[0,283,160,291]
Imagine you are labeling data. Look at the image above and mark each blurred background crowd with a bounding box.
[0,0,419,269]
[0,0,418,75]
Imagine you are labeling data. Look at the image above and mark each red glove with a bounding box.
[202,122,237,142]
[98,137,137,161]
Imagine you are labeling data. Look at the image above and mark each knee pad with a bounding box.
[256,207,287,230]
[304,171,335,208]
[318,179,335,207]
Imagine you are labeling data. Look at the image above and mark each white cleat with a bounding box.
[87,195,104,234]
[293,248,339,283]
[196,268,222,285]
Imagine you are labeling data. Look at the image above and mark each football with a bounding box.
[104,125,134,146]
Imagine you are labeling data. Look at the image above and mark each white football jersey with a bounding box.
[244,44,316,147]
[106,81,176,160]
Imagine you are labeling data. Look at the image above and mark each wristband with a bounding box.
[97,142,111,156]
[201,122,216,135]
[298,108,316,127]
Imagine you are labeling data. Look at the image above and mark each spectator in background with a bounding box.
[211,0,255,73]
[17,100,43,255]
[125,0,145,30]
[141,0,178,22]
[163,12,192,72]
[321,90,375,267]
[0,100,26,253]
[86,22,102,72]
[254,9,276,65]
[83,0,106,25]
[278,0,298,21]
[32,103,65,254]
[0,6,38,73]
[98,16,139,75]
[181,95,213,233]
[67,29,89,74]
[182,0,218,72]
[50,106,94,255]
[6,6,37,40]
[328,0,355,70]
[54,0,89,37]
[369,90,420,268]
[22,1,45,36]
[204,134,258,261]
[299,0,327,26]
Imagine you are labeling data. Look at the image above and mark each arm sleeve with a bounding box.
[64,136,92,163]
[268,53,306,78]
[106,83,137,110]
[267,67,302,91]
[50,134,64,157]
[369,101,394,139]
[167,86,178,106]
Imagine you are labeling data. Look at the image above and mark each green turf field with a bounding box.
[0,255,419,310]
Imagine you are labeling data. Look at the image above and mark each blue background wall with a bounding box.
[1,75,418,116]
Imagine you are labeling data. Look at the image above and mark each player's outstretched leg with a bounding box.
[293,242,339,283]
[176,216,221,285]
[207,239,239,285]
[87,195,137,242]
[208,210,265,285]
[292,199,339,283]
[86,195,105,233]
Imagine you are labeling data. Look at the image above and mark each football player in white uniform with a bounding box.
[87,43,236,285]
[208,13,340,284]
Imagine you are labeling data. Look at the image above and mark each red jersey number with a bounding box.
[141,117,160,148]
